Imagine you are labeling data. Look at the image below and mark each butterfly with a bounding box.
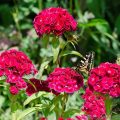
[75,51,95,74]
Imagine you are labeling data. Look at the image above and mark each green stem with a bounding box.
[35,110,39,120]
[51,36,60,66]
[12,7,22,40]
[38,0,42,10]
[70,0,73,13]
[61,93,68,117]
[74,0,83,19]
[105,96,112,120]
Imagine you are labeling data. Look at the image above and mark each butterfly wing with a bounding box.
[76,52,95,74]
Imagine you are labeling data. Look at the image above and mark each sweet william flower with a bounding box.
[82,88,106,120]
[33,7,77,37]
[58,118,64,120]
[40,117,47,120]
[58,118,74,120]
[46,68,83,93]
[75,115,88,120]
[66,118,74,120]
[9,86,19,95]
[88,62,120,97]
[0,49,37,95]
[40,116,88,120]
[26,78,59,96]
[58,116,88,120]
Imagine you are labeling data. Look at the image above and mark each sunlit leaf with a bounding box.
[17,107,37,120]
[23,74,34,80]
[63,108,80,118]
[24,91,50,106]
[35,61,50,79]
[0,95,5,108]
[60,51,83,58]
[52,46,60,63]
[0,76,6,82]
[51,37,60,63]
[78,19,107,28]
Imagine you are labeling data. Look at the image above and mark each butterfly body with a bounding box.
[76,52,95,74]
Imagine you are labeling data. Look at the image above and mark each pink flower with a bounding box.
[88,62,120,97]
[39,117,47,120]
[0,49,37,95]
[33,7,77,37]
[58,118,64,120]
[9,86,19,95]
[66,118,74,120]
[75,115,88,120]
[47,68,83,93]
[26,78,59,96]
[82,88,106,120]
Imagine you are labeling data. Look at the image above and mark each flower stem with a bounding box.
[105,96,112,120]
[61,93,68,117]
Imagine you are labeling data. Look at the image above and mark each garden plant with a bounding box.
[0,1,120,120]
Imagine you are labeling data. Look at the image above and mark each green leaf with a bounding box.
[43,94,63,117]
[0,95,5,108]
[52,94,63,119]
[51,37,59,48]
[104,33,120,50]
[42,35,50,48]
[16,107,37,120]
[105,97,112,116]
[112,114,120,120]
[78,19,107,28]
[60,51,83,58]
[86,0,105,17]
[11,102,22,112]
[52,46,60,63]
[24,91,51,106]
[0,76,6,82]
[23,74,34,80]
[51,37,60,63]
[115,15,120,35]
[31,7,39,14]
[35,61,49,79]
[90,33,116,55]
[63,108,80,118]
[20,23,32,30]
[96,23,109,33]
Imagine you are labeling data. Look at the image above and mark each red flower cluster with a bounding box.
[75,115,88,120]
[26,78,59,96]
[33,7,77,37]
[40,116,88,120]
[88,62,120,97]
[47,68,83,93]
[40,117,47,120]
[82,88,106,120]
[26,78,50,96]
[0,49,37,95]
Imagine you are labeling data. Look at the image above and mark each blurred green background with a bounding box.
[0,0,120,119]
[0,0,120,65]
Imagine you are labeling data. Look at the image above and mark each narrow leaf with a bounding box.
[60,51,83,58]
[35,61,49,79]
[63,108,80,118]
[24,91,47,106]
[52,46,60,63]
[0,76,6,82]
[17,107,36,120]
[112,114,120,120]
